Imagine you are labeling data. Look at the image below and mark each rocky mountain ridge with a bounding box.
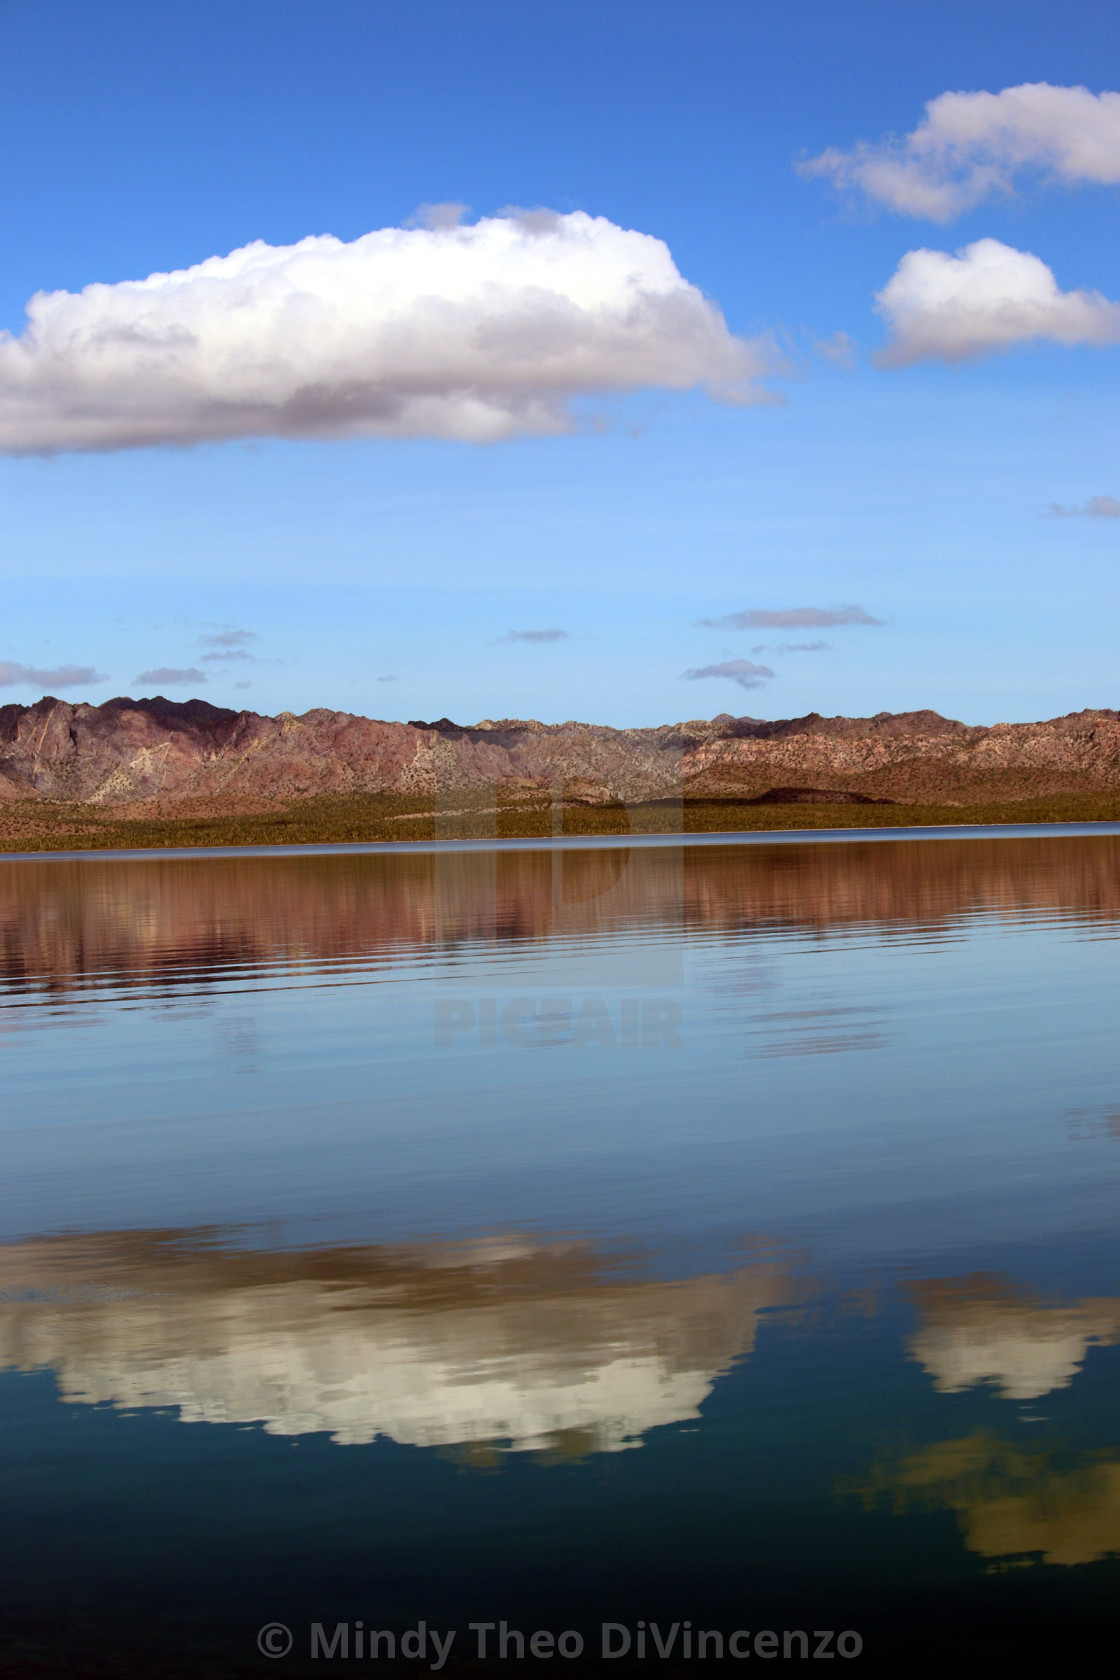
[2,694,1120,807]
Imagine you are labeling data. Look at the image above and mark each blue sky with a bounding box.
[2,0,1119,726]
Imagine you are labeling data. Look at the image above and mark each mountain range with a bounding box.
[3,693,1120,807]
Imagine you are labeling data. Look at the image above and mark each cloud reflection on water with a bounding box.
[0,1230,796,1455]
[856,1433,1120,1569]
[6,1225,1120,1579]
[906,1276,1120,1400]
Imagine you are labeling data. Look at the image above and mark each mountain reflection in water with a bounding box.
[5,833,1120,997]
[0,1230,796,1453]
[4,833,1120,1668]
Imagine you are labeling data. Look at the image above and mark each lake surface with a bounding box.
[3,831,1120,1673]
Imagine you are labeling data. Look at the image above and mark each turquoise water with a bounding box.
[2,833,1120,1673]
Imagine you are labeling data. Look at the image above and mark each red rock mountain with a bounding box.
[3,694,1120,806]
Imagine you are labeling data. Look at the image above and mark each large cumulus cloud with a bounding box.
[0,211,777,453]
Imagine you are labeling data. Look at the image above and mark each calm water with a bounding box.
[3,832,1120,1673]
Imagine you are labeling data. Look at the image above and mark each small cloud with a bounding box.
[778,640,831,652]
[200,627,258,649]
[0,660,107,689]
[234,681,252,690]
[1049,495,1120,517]
[134,666,207,686]
[683,659,774,690]
[813,331,858,369]
[700,604,883,629]
[499,628,570,643]
[405,201,470,230]
[800,82,1120,222]
[376,674,399,682]
[874,240,1120,366]
[496,205,565,236]
[201,649,254,663]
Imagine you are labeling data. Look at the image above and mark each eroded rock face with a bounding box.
[2,695,1120,806]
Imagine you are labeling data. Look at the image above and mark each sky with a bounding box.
[2,0,1120,727]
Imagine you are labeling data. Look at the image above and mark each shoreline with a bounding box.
[7,789,1120,858]
[6,815,1120,864]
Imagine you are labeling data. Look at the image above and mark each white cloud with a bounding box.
[0,661,106,689]
[499,628,569,643]
[802,82,1120,220]
[683,659,774,690]
[875,239,1120,365]
[0,212,777,454]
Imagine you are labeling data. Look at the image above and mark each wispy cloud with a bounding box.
[701,605,882,629]
[0,212,779,455]
[499,628,570,643]
[134,666,206,687]
[750,640,832,653]
[812,331,858,369]
[875,239,1120,365]
[376,674,399,682]
[0,660,106,689]
[801,82,1120,221]
[199,627,270,667]
[683,659,774,690]
[1049,495,1120,517]
[200,627,258,649]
